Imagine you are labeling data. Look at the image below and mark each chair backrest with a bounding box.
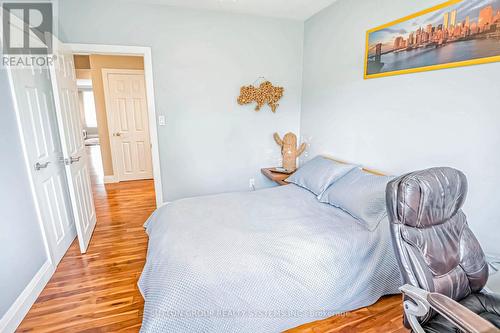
[386,167,489,326]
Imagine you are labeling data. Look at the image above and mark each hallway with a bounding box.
[16,146,156,332]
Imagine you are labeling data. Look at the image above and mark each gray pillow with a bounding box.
[319,168,394,231]
[286,156,358,196]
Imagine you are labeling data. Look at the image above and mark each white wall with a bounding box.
[58,0,304,201]
[301,0,500,255]
[0,68,48,318]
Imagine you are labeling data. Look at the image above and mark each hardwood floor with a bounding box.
[17,146,407,332]
[286,296,407,333]
[17,146,156,332]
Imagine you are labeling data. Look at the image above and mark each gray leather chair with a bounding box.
[386,167,500,333]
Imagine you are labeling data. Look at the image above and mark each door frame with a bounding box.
[102,68,152,182]
[66,43,163,206]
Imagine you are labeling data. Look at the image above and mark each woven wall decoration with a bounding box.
[237,81,284,113]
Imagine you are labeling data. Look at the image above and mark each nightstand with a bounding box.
[261,168,294,186]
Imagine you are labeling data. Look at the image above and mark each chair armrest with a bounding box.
[427,292,498,333]
[400,285,499,333]
[400,284,431,333]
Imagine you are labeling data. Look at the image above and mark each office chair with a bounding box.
[386,167,500,333]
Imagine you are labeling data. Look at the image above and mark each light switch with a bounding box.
[158,115,166,126]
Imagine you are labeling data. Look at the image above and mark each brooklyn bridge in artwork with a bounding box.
[365,0,500,78]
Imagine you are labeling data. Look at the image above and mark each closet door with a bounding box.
[9,65,76,265]
[50,37,97,253]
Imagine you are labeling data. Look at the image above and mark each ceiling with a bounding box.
[119,0,338,20]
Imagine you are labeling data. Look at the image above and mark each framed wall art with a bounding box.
[364,0,500,79]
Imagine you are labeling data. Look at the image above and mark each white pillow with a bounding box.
[286,156,358,196]
[319,168,394,230]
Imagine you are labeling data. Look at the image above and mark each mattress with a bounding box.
[138,184,402,332]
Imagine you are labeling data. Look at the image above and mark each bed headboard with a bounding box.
[322,156,386,176]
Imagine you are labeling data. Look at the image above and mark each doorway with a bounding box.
[74,54,152,185]
[68,45,163,206]
[9,42,162,261]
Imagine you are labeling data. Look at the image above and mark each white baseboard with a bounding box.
[103,175,118,184]
[0,260,54,333]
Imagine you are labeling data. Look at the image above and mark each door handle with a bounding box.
[34,161,50,171]
[64,156,81,165]
[113,132,122,137]
[71,156,81,163]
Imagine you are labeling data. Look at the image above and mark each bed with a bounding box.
[138,180,402,332]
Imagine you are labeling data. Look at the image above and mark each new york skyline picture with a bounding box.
[365,0,500,78]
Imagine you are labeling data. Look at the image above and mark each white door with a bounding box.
[50,39,97,253]
[8,65,77,265]
[103,69,153,181]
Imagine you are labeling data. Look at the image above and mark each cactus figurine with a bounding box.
[273,132,306,172]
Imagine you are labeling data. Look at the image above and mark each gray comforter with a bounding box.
[138,184,402,332]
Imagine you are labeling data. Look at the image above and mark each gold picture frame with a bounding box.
[364,0,500,79]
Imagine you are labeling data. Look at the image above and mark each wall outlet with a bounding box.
[158,115,166,126]
[249,178,255,190]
